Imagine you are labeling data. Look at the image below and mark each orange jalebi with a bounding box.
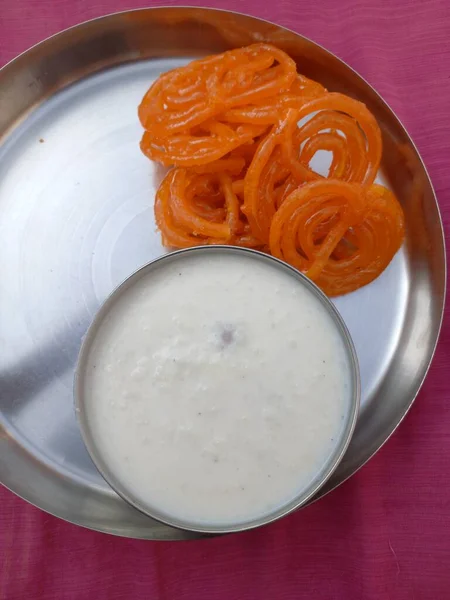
[222,75,327,126]
[155,159,263,249]
[139,43,406,297]
[139,44,298,166]
[140,121,268,167]
[269,180,405,296]
[315,184,406,295]
[139,44,297,135]
[280,93,382,186]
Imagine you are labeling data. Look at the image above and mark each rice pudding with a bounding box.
[78,249,357,531]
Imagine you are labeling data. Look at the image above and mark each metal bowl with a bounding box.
[74,246,360,534]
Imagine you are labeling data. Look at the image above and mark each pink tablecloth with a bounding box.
[1,1,449,598]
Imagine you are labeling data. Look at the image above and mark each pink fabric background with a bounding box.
[1,1,449,598]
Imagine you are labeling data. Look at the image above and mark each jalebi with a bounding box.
[139,43,405,296]
[155,160,263,249]
[139,44,297,135]
[280,93,382,186]
[140,121,268,167]
[139,44,297,166]
[269,180,404,295]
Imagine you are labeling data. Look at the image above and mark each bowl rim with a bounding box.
[74,245,361,534]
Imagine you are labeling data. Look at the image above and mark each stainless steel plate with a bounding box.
[0,7,445,540]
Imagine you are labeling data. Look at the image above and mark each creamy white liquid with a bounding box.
[83,252,354,528]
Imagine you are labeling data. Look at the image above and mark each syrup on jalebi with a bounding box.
[139,43,405,296]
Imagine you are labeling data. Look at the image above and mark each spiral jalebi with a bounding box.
[269,180,404,296]
[155,159,264,250]
[139,44,298,166]
[139,43,405,296]
[139,44,298,136]
[140,121,268,167]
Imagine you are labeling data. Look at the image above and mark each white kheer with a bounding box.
[82,252,354,528]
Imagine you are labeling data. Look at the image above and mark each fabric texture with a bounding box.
[1,1,449,598]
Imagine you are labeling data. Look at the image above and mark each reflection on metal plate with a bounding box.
[0,7,446,539]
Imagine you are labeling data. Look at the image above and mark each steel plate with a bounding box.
[0,7,446,540]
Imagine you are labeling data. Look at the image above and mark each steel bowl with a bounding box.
[74,246,360,534]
